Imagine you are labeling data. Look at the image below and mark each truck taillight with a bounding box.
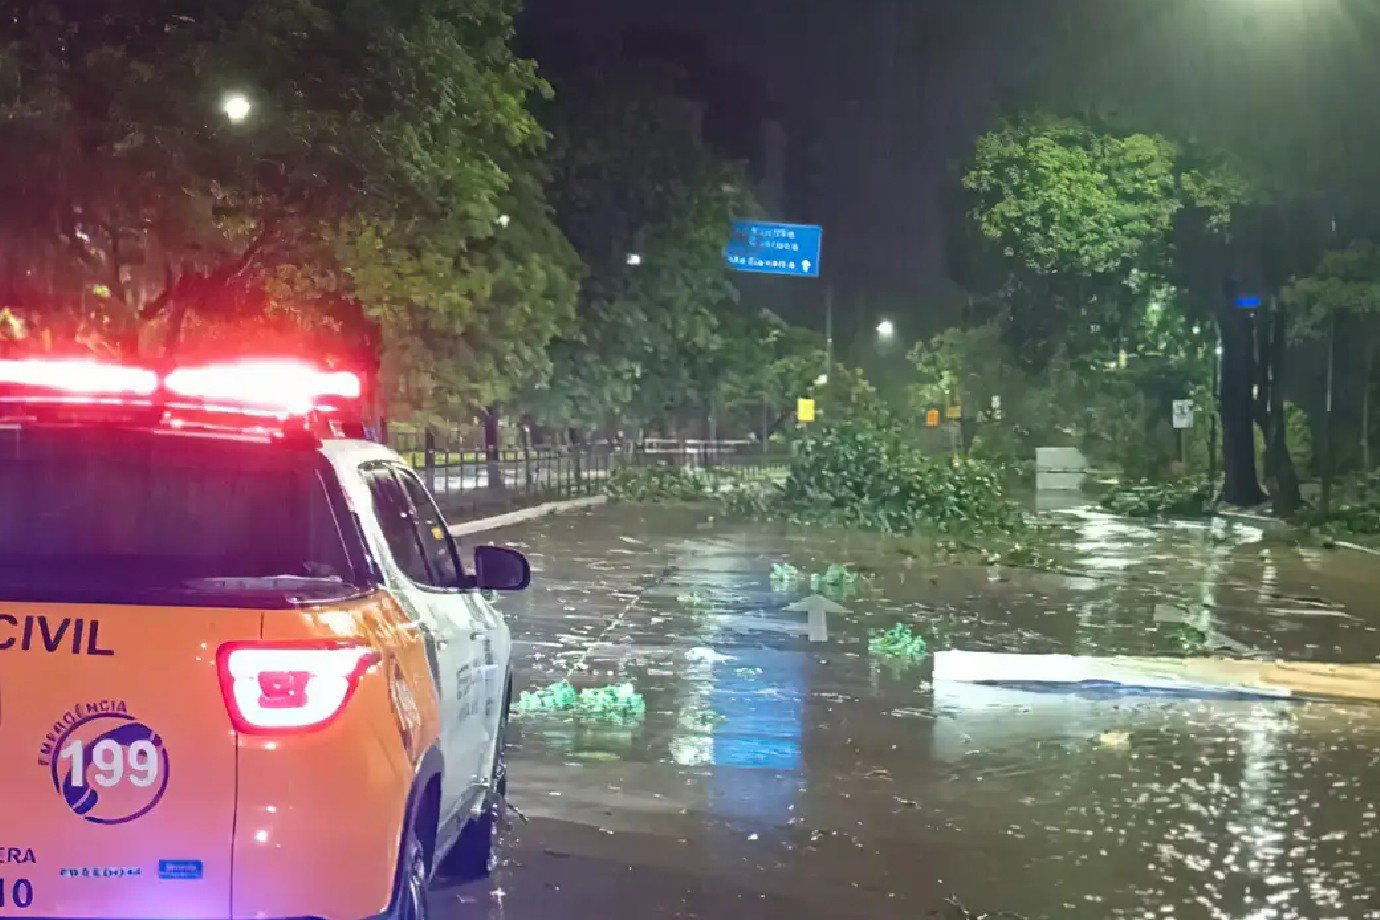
[217,643,380,735]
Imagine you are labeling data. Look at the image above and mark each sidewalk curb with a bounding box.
[1335,540,1380,558]
[449,495,607,538]
[1217,509,1290,533]
[1219,510,1380,558]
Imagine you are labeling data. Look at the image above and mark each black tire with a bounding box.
[394,835,430,920]
[438,711,508,881]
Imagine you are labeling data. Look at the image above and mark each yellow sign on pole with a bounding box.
[797,398,816,423]
[946,405,963,420]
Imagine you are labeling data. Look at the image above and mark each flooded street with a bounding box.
[436,504,1380,919]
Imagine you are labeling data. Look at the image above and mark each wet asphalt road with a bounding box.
[434,503,1380,919]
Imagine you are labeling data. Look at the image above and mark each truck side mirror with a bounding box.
[472,545,530,591]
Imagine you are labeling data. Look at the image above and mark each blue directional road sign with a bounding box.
[724,220,823,278]
[1235,294,1263,310]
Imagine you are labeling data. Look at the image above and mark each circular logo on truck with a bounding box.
[39,701,171,825]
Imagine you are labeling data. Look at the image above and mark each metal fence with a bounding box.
[627,440,792,483]
[389,429,790,520]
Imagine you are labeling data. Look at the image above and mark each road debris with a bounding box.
[514,680,647,720]
[869,623,930,662]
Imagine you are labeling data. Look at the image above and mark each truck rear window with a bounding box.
[0,426,368,607]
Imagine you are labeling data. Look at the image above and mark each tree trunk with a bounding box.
[1363,338,1373,483]
[1254,309,1273,487]
[1218,304,1267,506]
[483,405,503,492]
[1266,300,1301,516]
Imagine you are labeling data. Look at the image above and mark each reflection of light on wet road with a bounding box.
[446,504,1380,920]
[658,541,808,823]
[710,650,804,823]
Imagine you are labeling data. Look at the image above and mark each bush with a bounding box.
[1100,476,1217,518]
[605,464,716,502]
[604,418,1029,542]
[778,418,1024,535]
[1300,501,1380,536]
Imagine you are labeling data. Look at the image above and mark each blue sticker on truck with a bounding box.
[157,860,203,881]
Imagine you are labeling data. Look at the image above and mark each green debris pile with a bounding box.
[868,623,930,662]
[1166,624,1210,655]
[515,680,579,713]
[770,562,804,589]
[932,530,1065,572]
[810,563,864,594]
[771,561,869,594]
[576,683,647,720]
[1101,477,1217,518]
[515,680,647,721]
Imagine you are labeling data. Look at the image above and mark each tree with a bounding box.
[1285,241,1380,507]
[963,115,1263,499]
[536,66,756,436]
[712,310,825,440]
[965,118,1180,280]
[0,0,569,419]
[1007,1,1380,508]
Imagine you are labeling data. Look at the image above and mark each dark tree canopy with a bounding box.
[0,0,577,417]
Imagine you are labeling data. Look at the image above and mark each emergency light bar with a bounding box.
[0,357,364,434]
[0,358,159,397]
[164,360,362,415]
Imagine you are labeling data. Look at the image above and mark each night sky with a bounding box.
[518,0,1034,347]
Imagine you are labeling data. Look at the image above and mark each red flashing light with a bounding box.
[0,358,158,397]
[0,357,363,435]
[164,360,362,416]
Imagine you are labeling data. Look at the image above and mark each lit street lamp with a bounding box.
[626,253,643,267]
[876,319,895,340]
[221,92,253,124]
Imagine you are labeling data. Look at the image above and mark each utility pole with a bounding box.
[824,284,834,378]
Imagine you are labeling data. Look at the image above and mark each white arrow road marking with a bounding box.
[786,595,848,643]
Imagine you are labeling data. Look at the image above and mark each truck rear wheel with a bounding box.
[395,835,430,920]
[439,711,508,881]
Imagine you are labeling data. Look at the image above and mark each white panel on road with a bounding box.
[1035,446,1089,492]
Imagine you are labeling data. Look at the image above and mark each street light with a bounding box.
[876,319,895,340]
[626,253,643,267]
[497,214,511,229]
[221,91,253,124]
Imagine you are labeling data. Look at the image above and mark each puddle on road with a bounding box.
[449,504,1380,920]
